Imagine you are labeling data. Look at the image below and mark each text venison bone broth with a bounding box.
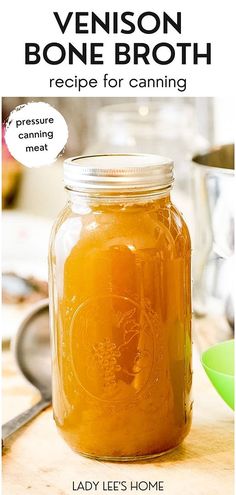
[25,11,211,66]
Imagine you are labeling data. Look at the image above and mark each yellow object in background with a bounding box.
[2,126,22,208]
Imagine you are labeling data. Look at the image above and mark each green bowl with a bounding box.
[201,340,234,410]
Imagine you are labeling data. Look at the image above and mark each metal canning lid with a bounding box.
[64,154,174,193]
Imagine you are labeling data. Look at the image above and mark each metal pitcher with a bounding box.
[192,144,234,328]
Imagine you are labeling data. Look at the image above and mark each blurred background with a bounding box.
[2,96,234,347]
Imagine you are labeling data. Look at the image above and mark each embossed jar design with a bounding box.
[49,154,192,460]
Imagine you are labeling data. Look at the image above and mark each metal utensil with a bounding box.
[2,299,51,445]
[192,144,234,326]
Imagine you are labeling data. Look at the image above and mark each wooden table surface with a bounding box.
[2,341,234,495]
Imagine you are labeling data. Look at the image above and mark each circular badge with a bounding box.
[70,295,154,402]
[4,102,68,168]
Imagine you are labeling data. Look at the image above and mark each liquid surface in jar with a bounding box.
[49,194,192,459]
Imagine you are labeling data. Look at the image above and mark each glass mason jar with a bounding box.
[49,154,192,461]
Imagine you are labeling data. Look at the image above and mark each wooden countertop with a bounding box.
[2,342,234,495]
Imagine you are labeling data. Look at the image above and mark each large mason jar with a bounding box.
[49,154,192,461]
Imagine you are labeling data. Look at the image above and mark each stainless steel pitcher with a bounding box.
[192,144,234,327]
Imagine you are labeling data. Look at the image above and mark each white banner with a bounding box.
[1,0,235,96]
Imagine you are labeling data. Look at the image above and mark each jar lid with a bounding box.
[64,153,174,194]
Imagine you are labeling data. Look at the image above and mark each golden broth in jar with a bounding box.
[49,154,192,460]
